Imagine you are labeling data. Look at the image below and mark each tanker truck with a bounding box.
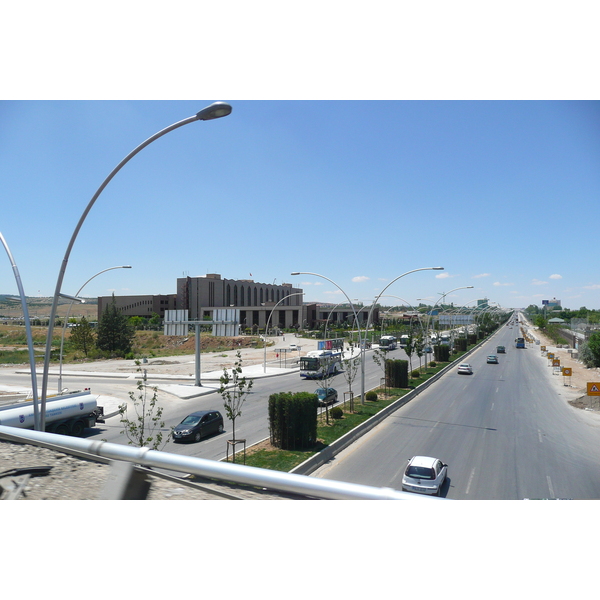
[0,389,104,436]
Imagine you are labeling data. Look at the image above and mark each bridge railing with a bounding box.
[0,425,432,501]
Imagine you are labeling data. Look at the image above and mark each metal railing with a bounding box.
[0,425,431,500]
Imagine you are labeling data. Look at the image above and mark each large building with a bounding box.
[177,274,303,330]
[99,273,378,331]
[97,293,177,319]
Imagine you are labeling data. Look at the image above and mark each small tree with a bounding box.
[70,316,96,357]
[219,351,253,461]
[342,340,360,411]
[119,361,168,450]
[372,348,387,394]
[404,333,416,375]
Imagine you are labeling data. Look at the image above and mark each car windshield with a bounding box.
[406,466,435,480]
[317,389,328,398]
[460,364,470,368]
[181,415,202,426]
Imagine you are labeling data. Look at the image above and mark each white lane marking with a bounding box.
[547,475,555,499]
[466,468,476,495]
[538,430,543,443]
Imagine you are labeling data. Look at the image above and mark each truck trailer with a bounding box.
[0,389,104,436]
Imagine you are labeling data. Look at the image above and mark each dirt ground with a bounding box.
[521,321,600,412]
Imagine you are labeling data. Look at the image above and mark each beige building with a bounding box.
[97,293,177,319]
[98,273,378,330]
[177,274,303,330]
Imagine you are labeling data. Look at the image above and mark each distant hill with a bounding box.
[0,295,98,319]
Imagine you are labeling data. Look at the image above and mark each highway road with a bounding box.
[312,324,600,499]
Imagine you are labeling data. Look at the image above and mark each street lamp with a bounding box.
[425,285,474,349]
[291,271,363,353]
[39,102,232,430]
[360,267,444,404]
[263,292,304,373]
[1,232,41,430]
[57,265,132,393]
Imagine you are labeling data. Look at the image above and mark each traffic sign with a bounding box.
[563,367,572,377]
[553,359,560,367]
[587,382,600,396]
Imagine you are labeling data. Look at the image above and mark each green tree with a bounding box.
[70,316,96,357]
[119,361,168,449]
[582,332,600,368]
[97,294,134,356]
[219,351,253,462]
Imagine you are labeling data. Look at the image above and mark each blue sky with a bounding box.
[2,100,599,311]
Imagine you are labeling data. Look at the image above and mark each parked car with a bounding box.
[173,410,224,443]
[487,355,499,364]
[316,387,338,405]
[401,456,448,496]
[457,363,473,374]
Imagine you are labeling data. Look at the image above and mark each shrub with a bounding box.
[429,361,437,367]
[411,369,421,378]
[330,406,343,419]
[366,391,378,402]
[385,359,408,388]
[268,391,318,450]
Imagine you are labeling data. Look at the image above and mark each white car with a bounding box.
[402,456,448,496]
[457,363,473,374]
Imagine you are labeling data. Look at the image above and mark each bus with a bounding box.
[300,350,343,379]
[515,337,525,348]
[379,335,397,350]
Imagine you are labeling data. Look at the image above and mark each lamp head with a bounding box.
[196,102,232,121]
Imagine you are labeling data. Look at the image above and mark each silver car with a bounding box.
[457,363,473,374]
[402,456,448,496]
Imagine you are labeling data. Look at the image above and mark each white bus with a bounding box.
[379,335,397,350]
[300,350,343,379]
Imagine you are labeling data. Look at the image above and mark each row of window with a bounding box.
[225,285,296,307]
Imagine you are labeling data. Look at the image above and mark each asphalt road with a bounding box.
[312,326,600,499]
[1,343,403,463]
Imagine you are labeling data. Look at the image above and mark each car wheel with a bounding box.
[218,424,224,434]
[194,432,202,443]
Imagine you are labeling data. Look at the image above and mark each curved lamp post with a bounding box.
[424,285,474,348]
[57,265,132,393]
[291,271,363,353]
[263,292,304,373]
[323,299,359,342]
[361,267,444,404]
[1,232,41,430]
[39,102,232,430]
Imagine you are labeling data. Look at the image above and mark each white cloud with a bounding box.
[584,284,600,290]
[324,289,343,295]
[436,272,450,279]
[549,274,562,280]
[352,276,370,283]
[493,281,513,287]
[472,273,490,279]
[531,279,547,286]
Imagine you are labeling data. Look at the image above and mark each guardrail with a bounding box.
[0,425,431,500]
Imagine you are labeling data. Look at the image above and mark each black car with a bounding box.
[173,410,224,443]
